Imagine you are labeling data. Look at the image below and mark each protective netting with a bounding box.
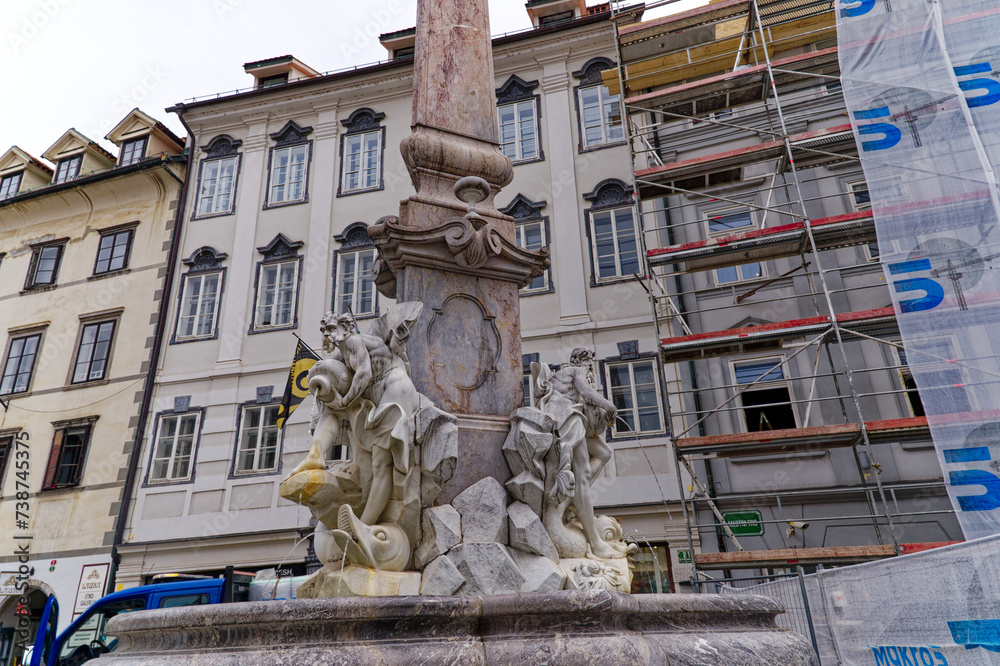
[837,0,1000,540]
[734,537,1000,664]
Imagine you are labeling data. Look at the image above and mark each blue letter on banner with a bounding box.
[854,107,901,151]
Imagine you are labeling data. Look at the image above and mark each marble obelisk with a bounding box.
[369,0,549,502]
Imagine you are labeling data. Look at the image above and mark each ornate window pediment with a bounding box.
[496,75,540,105]
[335,222,374,249]
[572,57,616,84]
[269,120,313,146]
[257,233,304,260]
[200,134,243,158]
[182,246,228,272]
[341,108,386,134]
[583,179,631,209]
[500,194,547,220]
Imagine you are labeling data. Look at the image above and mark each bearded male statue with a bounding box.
[291,304,422,528]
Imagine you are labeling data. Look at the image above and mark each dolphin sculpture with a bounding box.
[330,504,410,572]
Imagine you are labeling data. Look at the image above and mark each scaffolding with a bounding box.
[608,0,960,584]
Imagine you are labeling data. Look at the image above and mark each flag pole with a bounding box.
[292,332,322,358]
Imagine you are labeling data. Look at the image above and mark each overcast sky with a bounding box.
[1,0,695,161]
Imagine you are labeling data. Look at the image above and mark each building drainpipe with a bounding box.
[107,111,194,593]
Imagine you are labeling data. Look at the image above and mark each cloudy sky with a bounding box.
[1,0,694,160]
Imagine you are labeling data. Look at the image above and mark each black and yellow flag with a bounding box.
[275,339,321,429]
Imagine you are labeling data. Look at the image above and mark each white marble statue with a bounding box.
[531,348,631,561]
[283,303,459,584]
[292,304,421,527]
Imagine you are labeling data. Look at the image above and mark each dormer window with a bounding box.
[539,10,574,25]
[259,74,288,88]
[119,137,148,166]
[394,46,415,60]
[0,172,22,200]
[53,155,82,184]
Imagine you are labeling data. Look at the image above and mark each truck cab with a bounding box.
[29,570,252,666]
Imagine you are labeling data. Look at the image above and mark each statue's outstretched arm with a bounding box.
[572,369,617,415]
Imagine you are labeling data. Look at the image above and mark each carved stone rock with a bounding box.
[417,398,459,506]
[502,408,554,516]
[296,563,421,599]
[420,555,466,596]
[452,477,508,544]
[506,501,558,561]
[509,549,566,593]
[447,544,525,596]
[414,504,462,570]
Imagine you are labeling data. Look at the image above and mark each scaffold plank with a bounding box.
[646,210,874,269]
[673,417,930,455]
[692,542,959,569]
[635,124,854,197]
[658,307,898,361]
[625,46,840,111]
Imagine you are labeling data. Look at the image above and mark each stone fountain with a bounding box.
[99,0,818,663]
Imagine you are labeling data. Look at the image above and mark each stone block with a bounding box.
[447,543,525,596]
[420,555,466,596]
[509,549,566,593]
[452,476,508,544]
[414,504,463,569]
[502,408,553,480]
[504,472,544,516]
[417,398,459,506]
[507,501,558,560]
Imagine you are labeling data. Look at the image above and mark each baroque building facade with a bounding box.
[115,1,688,595]
[0,109,184,657]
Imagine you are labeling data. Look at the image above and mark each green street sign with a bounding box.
[723,510,765,536]
[676,549,693,564]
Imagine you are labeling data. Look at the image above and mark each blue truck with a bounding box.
[27,568,254,666]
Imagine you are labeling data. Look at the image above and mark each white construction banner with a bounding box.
[837,0,1000,539]
[726,537,1000,664]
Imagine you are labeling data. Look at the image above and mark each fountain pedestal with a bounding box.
[101,590,817,665]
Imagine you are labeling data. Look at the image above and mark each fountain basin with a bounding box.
[100,590,817,665]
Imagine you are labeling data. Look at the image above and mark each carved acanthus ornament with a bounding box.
[368,176,550,298]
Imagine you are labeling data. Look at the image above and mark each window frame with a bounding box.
[0,431,15,495]
[583,180,642,286]
[495,75,544,165]
[263,120,314,209]
[337,108,387,197]
[171,247,228,344]
[42,418,97,491]
[601,354,667,440]
[846,179,880,261]
[332,223,379,320]
[572,58,625,153]
[118,136,148,167]
[52,155,83,184]
[704,206,765,286]
[145,409,204,486]
[0,171,22,200]
[729,355,800,433]
[231,401,283,477]
[499,194,553,296]
[192,135,243,220]
[250,234,304,334]
[24,240,67,290]
[92,224,137,276]
[0,330,44,396]
[70,319,118,385]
